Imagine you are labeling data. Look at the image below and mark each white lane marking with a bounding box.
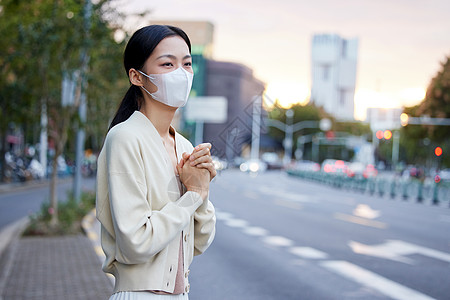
[349,240,450,264]
[334,212,388,229]
[242,226,269,236]
[289,247,329,259]
[225,219,248,228]
[216,211,234,221]
[263,235,294,247]
[349,241,414,264]
[353,204,380,219]
[321,260,435,300]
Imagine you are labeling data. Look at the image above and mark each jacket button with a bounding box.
[166,282,170,287]
[185,284,190,293]
[169,265,173,272]
[185,269,190,278]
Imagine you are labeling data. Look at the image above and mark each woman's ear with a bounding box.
[129,68,144,86]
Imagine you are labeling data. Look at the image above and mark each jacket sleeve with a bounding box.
[193,192,216,256]
[105,130,203,264]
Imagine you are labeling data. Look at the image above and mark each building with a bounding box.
[366,107,403,131]
[202,60,265,160]
[311,34,358,120]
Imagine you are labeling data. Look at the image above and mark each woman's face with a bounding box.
[142,35,193,76]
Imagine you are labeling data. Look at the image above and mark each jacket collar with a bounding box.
[130,110,182,166]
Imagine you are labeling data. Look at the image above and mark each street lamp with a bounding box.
[400,113,409,126]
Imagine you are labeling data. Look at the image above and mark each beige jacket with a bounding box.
[96,111,216,294]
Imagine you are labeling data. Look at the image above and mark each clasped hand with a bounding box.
[176,143,216,201]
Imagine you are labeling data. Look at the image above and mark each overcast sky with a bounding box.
[119,0,450,119]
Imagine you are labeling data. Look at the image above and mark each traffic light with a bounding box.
[435,146,443,157]
[376,130,392,140]
[376,130,384,139]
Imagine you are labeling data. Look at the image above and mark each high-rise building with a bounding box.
[311,34,358,120]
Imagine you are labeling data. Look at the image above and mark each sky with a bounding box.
[118,0,450,120]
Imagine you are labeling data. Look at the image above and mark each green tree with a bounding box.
[401,55,450,168]
[0,0,128,226]
[266,101,371,162]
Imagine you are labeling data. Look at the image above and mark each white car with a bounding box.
[240,159,267,173]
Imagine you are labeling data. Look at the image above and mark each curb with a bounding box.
[0,217,29,299]
[81,208,115,285]
[0,177,73,195]
[0,217,29,260]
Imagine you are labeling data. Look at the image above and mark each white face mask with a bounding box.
[138,67,194,108]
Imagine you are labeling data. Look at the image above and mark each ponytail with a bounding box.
[108,85,142,131]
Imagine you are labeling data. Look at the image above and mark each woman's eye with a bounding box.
[184,62,192,67]
[162,62,173,67]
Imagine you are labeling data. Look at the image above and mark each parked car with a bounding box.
[240,159,267,173]
[321,159,350,176]
[261,152,283,170]
[212,156,228,171]
[292,160,320,172]
[347,162,377,179]
[437,169,450,182]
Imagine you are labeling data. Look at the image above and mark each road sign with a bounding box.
[185,96,228,123]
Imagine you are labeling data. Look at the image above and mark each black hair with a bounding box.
[108,25,191,130]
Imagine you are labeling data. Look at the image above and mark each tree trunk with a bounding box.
[48,108,70,228]
[0,126,6,182]
[49,153,59,227]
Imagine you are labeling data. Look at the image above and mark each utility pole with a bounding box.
[74,0,92,202]
[392,130,400,167]
[283,109,294,164]
[250,96,262,160]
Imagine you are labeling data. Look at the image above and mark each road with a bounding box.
[189,169,450,300]
[0,177,96,230]
[1,171,449,299]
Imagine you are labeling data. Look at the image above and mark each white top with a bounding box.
[96,111,216,294]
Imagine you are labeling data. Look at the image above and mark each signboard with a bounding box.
[185,96,228,123]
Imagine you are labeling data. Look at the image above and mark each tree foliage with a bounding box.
[0,0,128,225]
[265,101,370,162]
[401,55,450,168]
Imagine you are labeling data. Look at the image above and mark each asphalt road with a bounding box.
[0,177,96,230]
[189,169,450,300]
[1,171,449,300]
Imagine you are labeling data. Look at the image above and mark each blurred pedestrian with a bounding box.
[96,25,216,300]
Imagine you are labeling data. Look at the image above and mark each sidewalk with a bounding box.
[0,215,113,300]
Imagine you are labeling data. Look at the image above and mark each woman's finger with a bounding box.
[189,147,210,162]
[190,155,212,166]
[195,162,217,180]
[194,143,212,152]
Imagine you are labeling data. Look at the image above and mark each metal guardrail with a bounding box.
[286,170,450,207]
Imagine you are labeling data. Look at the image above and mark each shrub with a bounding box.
[23,191,96,236]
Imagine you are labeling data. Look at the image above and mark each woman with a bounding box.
[96,25,216,300]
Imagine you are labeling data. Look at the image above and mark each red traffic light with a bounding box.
[376,130,384,139]
[435,147,443,157]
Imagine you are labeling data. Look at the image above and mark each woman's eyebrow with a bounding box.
[156,54,192,60]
